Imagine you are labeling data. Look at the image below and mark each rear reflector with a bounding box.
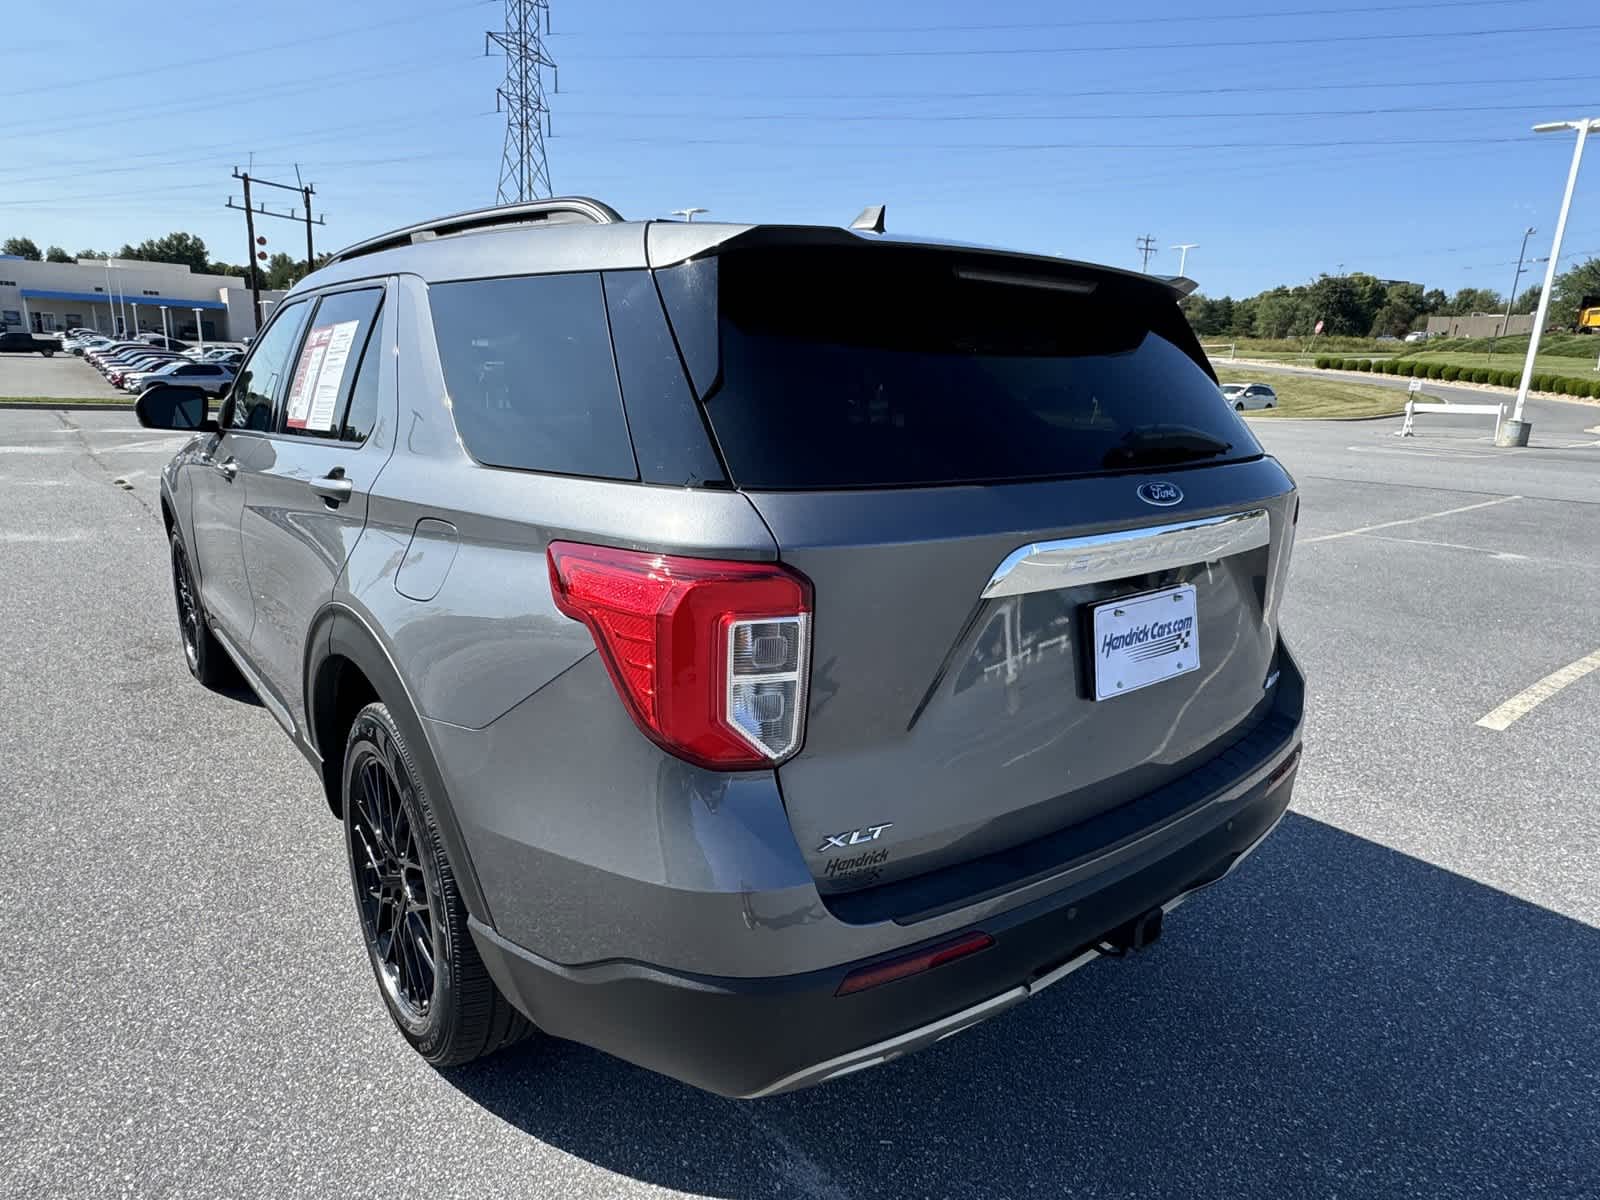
[836,931,995,996]
[1266,743,1303,788]
[547,542,812,771]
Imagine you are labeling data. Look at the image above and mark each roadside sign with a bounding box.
[1314,319,1325,335]
[1408,378,1423,393]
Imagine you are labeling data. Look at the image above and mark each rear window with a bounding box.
[697,248,1259,490]
[429,272,637,480]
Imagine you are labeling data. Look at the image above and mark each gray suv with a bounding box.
[138,198,1304,1097]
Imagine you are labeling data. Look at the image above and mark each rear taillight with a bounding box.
[546,541,812,771]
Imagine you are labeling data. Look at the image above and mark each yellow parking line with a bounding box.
[1303,494,1521,544]
[1475,649,1600,732]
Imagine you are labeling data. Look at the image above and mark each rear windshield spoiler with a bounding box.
[645,221,1198,301]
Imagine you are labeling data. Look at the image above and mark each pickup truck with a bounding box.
[0,331,57,356]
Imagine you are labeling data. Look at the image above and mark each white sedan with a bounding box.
[1220,382,1277,411]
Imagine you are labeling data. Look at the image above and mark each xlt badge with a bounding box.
[817,823,893,852]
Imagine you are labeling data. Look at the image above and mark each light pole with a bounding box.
[1489,226,1536,363]
[1505,116,1599,444]
[669,207,708,222]
[1170,243,1199,276]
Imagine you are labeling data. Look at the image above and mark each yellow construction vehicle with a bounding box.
[1578,294,1600,333]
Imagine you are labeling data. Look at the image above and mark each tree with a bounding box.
[76,248,110,261]
[262,252,307,290]
[1549,258,1600,328]
[1252,289,1305,339]
[1439,287,1502,316]
[117,231,211,273]
[44,245,73,263]
[1514,284,1541,314]
[2,236,41,260]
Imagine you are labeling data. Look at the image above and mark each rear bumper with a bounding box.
[470,724,1300,1097]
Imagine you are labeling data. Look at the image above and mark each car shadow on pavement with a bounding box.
[440,813,1600,1198]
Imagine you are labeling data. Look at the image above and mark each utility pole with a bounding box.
[1505,116,1599,444]
[487,0,556,203]
[228,165,327,331]
[1170,243,1199,276]
[238,173,262,330]
[1489,225,1536,364]
[1135,234,1158,273]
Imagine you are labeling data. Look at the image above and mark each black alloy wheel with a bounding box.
[169,531,232,687]
[348,743,438,1024]
[341,702,533,1065]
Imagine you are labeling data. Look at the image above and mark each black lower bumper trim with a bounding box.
[470,753,1298,1098]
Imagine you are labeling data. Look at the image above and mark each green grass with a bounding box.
[1216,367,1410,419]
[0,395,133,405]
[1392,348,1600,380]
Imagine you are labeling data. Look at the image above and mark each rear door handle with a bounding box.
[311,471,354,505]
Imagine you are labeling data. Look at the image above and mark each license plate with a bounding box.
[1090,584,1199,701]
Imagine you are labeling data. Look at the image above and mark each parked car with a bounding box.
[105,353,184,383]
[136,333,190,352]
[138,198,1304,1098]
[0,331,58,356]
[1403,331,1430,343]
[1219,382,1277,410]
[125,361,235,395]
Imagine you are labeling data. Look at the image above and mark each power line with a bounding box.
[553,99,1600,124]
[488,0,556,202]
[0,0,497,101]
[553,0,1545,36]
[565,23,1595,60]
[558,72,1600,104]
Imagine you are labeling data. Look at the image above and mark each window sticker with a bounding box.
[285,319,361,431]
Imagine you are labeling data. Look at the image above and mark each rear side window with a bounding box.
[695,248,1259,490]
[428,273,637,480]
[281,287,383,440]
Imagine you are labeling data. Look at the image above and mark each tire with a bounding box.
[1234,401,1246,411]
[169,531,235,688]
[41,349,54,358]
[342,702,533,1067]
[1265,402,1274,409]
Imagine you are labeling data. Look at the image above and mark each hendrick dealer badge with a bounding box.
[1090,584,1199,701]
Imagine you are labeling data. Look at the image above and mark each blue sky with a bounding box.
[2,0,1597,299]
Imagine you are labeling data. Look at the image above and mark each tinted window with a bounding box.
[340,301,385,444]
[429,273,637,480]
[697,248,1258,490]
[231,301,309,432]
[280,288,383,440]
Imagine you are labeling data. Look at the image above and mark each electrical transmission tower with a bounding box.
[487,0,556,204]
[1135,234,1159,273]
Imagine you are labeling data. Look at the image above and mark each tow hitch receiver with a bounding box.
[1097,907,1164,957]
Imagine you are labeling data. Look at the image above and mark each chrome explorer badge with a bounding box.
[1137,481,1183,507]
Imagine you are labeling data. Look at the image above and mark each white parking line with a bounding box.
[1476,649,1600,732]
[1302,495,1522,544]
[0,531,93,543]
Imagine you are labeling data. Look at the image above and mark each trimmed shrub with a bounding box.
[1355,358,1372,371]
[1531,373,1551,392]
[1383,359,1401,375]
[1473,368,1491,384]
[1315,355,1331,369]
[1441,365,1460,381]
[1426,363,1445,380]
[1332,357,1348,370]
[1403,361,1420,377]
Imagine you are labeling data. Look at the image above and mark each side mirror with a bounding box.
[134,385,216,432]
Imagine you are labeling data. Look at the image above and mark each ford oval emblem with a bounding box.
[1138,481,1184,507]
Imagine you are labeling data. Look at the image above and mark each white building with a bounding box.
[0,255,285,342]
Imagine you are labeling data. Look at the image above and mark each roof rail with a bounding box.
[325,196,624,266]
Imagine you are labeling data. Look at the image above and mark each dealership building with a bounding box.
[0,255,282,342]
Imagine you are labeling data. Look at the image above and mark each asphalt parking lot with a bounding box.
[0,351,125,399]
[3,393,1598,1198]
